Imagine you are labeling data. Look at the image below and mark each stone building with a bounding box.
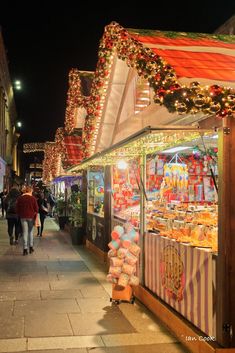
[0,29,20,191]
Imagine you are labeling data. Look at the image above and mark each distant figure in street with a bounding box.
[47,191,56,217]
[0,188,7,217]
[33,192,41,236]
[37,191,48,237]
[4,185,21,245]
[16,185,38,256]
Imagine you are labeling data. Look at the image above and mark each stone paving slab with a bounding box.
[0,281,50,291]
[40,289,83,300]
[14,299,81,316]
[25,313,73,337]
[75,298,116,313]
[0,301,14,315]
[27,335,104,350]
[101,332,178,346]
[0,338,26,352]
[86,344,189,353]
[79,284,110,298]
[19,273,58,282]
[118,302,170,334]
[19,348,87,353]
[49,280,90,290]
[58,271,99,281]
[0,316,24,339]
[0,273,20,282]
[69,311,136,336]
[0,290,40,301]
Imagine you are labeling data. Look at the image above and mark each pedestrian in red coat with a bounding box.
[16,185,38,256]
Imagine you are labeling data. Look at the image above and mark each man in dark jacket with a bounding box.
[4,185,21,245]
[0,188,8,218]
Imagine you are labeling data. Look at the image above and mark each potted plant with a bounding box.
[68,191,86,245]
[55,196,69,230]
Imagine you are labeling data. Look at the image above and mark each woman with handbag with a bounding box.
[37,192,48,237]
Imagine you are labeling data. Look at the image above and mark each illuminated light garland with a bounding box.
[42,129,83,183]
[42,142,60,184]
[55,127,66,155]
[64,69,91,134]
[81,22,235,159]
[23,142,45,153]
[69,130,215,172]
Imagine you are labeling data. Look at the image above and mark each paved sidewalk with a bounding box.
[0,217,189,353]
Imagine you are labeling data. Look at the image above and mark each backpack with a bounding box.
[7,198,17,214]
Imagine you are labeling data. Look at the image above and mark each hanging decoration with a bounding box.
[163,154,189,191]
[81,22,235,158]
[42,142,60,184]
[64,69,89,134]
[23,142,45,153]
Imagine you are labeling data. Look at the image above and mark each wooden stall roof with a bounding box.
[63,135,83,168]
[80,23,235,158]
[128,28,235,82]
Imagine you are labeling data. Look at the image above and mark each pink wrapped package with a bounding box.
[124,222,134,234]
[121,235,131,249]
[109,266,122,278]
[117,247,128,259]
[114,225,125,236]
[122,263,135,276]
[108,239,121,251]
[118,273,129,288]
[127,229,139,243]
[111,230,121,240]
[108,249,117,258]
[110,257,124,267]
[129,275,139,286]
[107,274,118,283]
[125,251,138,265]
[128,242,141,256]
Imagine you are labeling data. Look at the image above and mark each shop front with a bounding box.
[68,125,227,352]
[63,22,235,351]
[0,157,6,191]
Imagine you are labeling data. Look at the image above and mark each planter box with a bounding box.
[71,226,84,245]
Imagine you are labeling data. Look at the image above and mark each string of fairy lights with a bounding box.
[68,130,213,172]
[30,22,235,183]
[82,22,235,158]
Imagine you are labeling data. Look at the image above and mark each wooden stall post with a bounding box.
[104,165,112,253]
[139,153,146,285]
[217,117,235,347]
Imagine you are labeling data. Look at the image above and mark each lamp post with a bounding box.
[14,80,22,90]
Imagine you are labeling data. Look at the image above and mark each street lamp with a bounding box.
[16,121,22,128]
[14,80,22,90]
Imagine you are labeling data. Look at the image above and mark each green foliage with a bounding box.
[68,191,86,227]
[55,194,68,216]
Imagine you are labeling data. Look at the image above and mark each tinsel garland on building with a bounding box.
[82,22,235,158]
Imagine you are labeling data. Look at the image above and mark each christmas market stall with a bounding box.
[67,22,235,352]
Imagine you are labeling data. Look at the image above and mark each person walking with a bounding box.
[37,191,48,237]
[4,185,21,245]
[16,185,38,256]
[47,191,56,217]
[0,188,8,218]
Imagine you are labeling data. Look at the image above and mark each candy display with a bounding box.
[112,147,218,252]
[107,223,140,288]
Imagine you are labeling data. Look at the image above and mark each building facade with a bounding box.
[0,29,19,191]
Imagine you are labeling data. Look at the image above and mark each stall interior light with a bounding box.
[117,160,128,170]
[161,146,193,153]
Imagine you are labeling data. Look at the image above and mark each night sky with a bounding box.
[1,2,235,146]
